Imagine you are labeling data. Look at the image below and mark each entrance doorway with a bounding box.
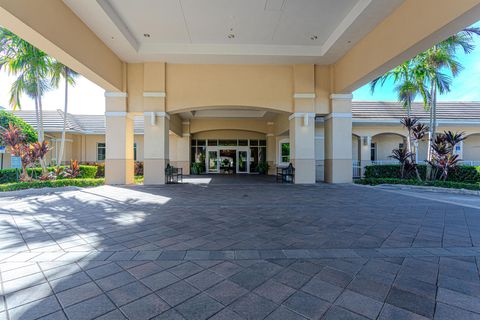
[219,149,236,174]
[206,146,250,174]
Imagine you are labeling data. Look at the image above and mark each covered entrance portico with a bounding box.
[3,0,479,185]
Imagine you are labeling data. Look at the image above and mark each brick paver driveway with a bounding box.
[1,182,480,319]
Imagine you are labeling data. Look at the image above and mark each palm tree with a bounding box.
[371,60,429,117]
[0,27,52,172]
[417,27,480,178]
[51,62,78,166]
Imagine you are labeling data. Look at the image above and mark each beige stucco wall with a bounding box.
[371,134,405,161]
[464,134,480,161]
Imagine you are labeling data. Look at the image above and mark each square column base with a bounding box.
[294,159,316,184]
[105,159,134,185]
[324,159,352,183]
[144,159,168,185]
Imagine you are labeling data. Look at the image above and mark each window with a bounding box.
[280,142,290,164]
[134,143,137,161]
[97,143,106,161]
[399,143,404,150]
[370,142,377,161]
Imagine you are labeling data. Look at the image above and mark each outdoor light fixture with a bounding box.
[303,113,309,126]
[150,112,156,125]
[143,33,151,38]
[362,136,369,146]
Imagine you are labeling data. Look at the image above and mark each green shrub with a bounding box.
[81,162,104,177]
[0,165,98,183]
[0,178,105,192]
[0,110,37,143]
[78,165,98,179]
[364,164,480,183]
[355,177,480,190]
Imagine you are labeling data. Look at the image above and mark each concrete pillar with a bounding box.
[177,121,191,175]
[105,92,134,184]
[289,112,316,184]
[266,122,276,175]
[360,135,371,176]
[144,112,169,184]
[325,94,353,183]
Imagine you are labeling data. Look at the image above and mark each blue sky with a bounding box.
[353,21,480,101]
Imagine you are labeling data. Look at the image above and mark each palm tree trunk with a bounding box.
[36,80,47,172]
[58,68,68,166]
[426,83,436,180]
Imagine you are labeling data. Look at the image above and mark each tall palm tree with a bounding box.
[416,27,480,178]
[0,27,52,171]
[51,62,78,165]
[370,60,429,117]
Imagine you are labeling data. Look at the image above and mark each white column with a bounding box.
[266,122,276,175]
[360,135,371,176]
[144,112,169,184]
[105,113,134,185]
[289,112,316,184]
[325,94,353,183]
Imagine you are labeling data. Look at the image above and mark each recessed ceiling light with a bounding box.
[310,35,318,41]
[227,34,235,39]
[143,33,151,38]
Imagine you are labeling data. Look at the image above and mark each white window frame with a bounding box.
[278,138,290,166]
[97,142,106,161]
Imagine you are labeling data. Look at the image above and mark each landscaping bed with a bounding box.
[0,178,105,192]
[355,177,480,191]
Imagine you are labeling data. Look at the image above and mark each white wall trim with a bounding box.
[105,92,127,98]
[143,111,170,119]
[293,93,316,99]
[288,112,316,121]
[324,112,352,121]
[105,111,133,119]
[330,93,353,100]
[143,91,166,98]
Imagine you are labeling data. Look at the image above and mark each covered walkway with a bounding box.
[0,184,479,319]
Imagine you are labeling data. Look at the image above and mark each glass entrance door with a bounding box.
[207,150,219,173]
[237,150,248,173]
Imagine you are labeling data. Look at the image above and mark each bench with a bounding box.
[165,164,183,184]
[276,163,295,183]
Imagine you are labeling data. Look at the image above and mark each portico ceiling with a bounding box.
[63,0,404,64]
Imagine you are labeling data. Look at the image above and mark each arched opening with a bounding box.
[371,133,407,163]
[168,105,289,176]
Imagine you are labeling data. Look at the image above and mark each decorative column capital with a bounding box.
[143,91,166,98]
[105,92,128,98]
[330,93,353,101]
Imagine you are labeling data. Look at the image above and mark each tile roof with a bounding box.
[353,101,480,121]
[6,101,480,134]
[8,110,144,134]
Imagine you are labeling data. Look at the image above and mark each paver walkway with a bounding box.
[0,182,480,319]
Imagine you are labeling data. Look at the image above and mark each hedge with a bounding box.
[355,178,480,190]
[364,164,480,183]
[0,165,98,183]
[0,178,105,192]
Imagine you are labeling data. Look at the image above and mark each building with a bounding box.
[0,0,479,184]
[4,101,480,180]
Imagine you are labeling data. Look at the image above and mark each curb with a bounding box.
[367,183,480,196]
